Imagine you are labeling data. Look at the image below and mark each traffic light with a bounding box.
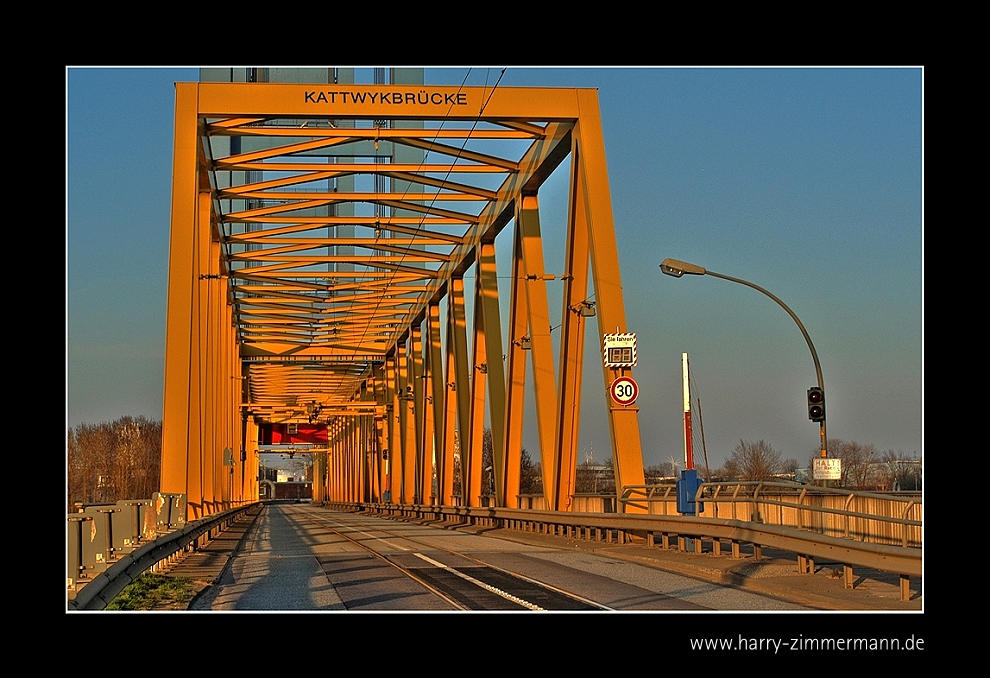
[807,387,825,422]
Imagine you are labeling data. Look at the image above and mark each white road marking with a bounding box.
[413,552,545,611]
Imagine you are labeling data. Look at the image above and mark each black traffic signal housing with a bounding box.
[807,387,825,422]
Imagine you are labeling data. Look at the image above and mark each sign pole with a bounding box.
[682,353,694,471]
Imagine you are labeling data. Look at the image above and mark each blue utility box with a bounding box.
[676,469,704,516]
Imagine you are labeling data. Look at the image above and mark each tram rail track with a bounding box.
[298,507,609,611]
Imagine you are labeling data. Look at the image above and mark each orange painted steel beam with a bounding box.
[553,144,592,512]
[163,81,646,517]
[161,84,198,515]
[397,338,416,504]
[384,354,398,501]
[194,83,585,120]
[476,242,507,507]
[409,325,426,504]
[516,195,561,511]
[428,303,446,505]
[574,90,646,508]
[448,278,472,506]
[467,273,489,508]
[502,216,530,509]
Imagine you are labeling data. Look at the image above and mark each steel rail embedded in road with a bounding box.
[338,500,921,600]
[299,507,608,611]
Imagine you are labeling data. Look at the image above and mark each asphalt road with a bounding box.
[187,504,819,612]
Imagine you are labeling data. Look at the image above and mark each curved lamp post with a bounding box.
[659,258,828,460]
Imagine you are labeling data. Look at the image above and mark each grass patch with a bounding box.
[105,573,195,610]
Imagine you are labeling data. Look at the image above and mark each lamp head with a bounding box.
[660,258,707,277]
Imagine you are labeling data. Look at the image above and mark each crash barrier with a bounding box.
[68,493,187,591]
[67,497,257,610]
[327,497,921,602]
[620,481,922,548]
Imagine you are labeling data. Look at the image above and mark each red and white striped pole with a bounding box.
[682,352,694,471]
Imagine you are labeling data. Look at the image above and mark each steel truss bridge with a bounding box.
[162,81,648,519]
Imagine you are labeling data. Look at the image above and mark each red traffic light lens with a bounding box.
[807,387,825,422]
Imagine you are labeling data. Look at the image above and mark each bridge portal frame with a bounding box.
[161,81,646,518]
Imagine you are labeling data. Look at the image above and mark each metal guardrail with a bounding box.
[621,481,922,548]
[330,496,922,601]
[68,483,920,608]
[67,501,257,611]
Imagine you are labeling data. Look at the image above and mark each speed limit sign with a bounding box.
[609,376,639,405]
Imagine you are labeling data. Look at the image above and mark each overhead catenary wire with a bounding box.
[345,68,510,366]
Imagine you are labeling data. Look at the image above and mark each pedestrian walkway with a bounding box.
[158,503,263,602]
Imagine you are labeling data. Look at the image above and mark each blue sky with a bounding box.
[66,66,923,470]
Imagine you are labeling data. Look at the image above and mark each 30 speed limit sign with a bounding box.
[609,376,639,405]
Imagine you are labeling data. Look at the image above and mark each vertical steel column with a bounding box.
[427,303,445,505]
[349,417,359,502]
[190,191,210,516]
[467,277,488,507]
[516,195,561,511]
[246,417,260,501]
[162,82,201,519]
[396,342,409,503]
[385,353,398,502]
[398,338,417,504]
[574,90,647,506]
[339,421,348,502]
[326,419,337,501]
[362,416,370,502]
[345,418,353,502]
[480,243,508,507]
[333,420,344,502]
[356,416,367,504]
[373,363,390,502]
[313,448,326,504]
[448,278,472,505]
[503,222,529,509]
[365,415,377,504]
[347,417,356,503]
[554,145,592,514]
[471,242,507,506]
[358,381,375,504]
[223,297,246,505]
[359,414,370,503]
[374,413,385,502]
[203,235,219,512]
[441,339,458,506]
[339,419,348,502]
[409,325,425,504]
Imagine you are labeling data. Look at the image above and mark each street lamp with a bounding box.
[659,258,828,461]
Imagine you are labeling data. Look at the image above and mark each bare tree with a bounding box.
[810,439,882,489]
[575,456,615,494]
[519,449,542,494]
[644,464,668,484]
[67,417,162,510]
[716,456,741,481]
[879,450,922,491]
[481,428,494,498]
[725,439,783,481]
